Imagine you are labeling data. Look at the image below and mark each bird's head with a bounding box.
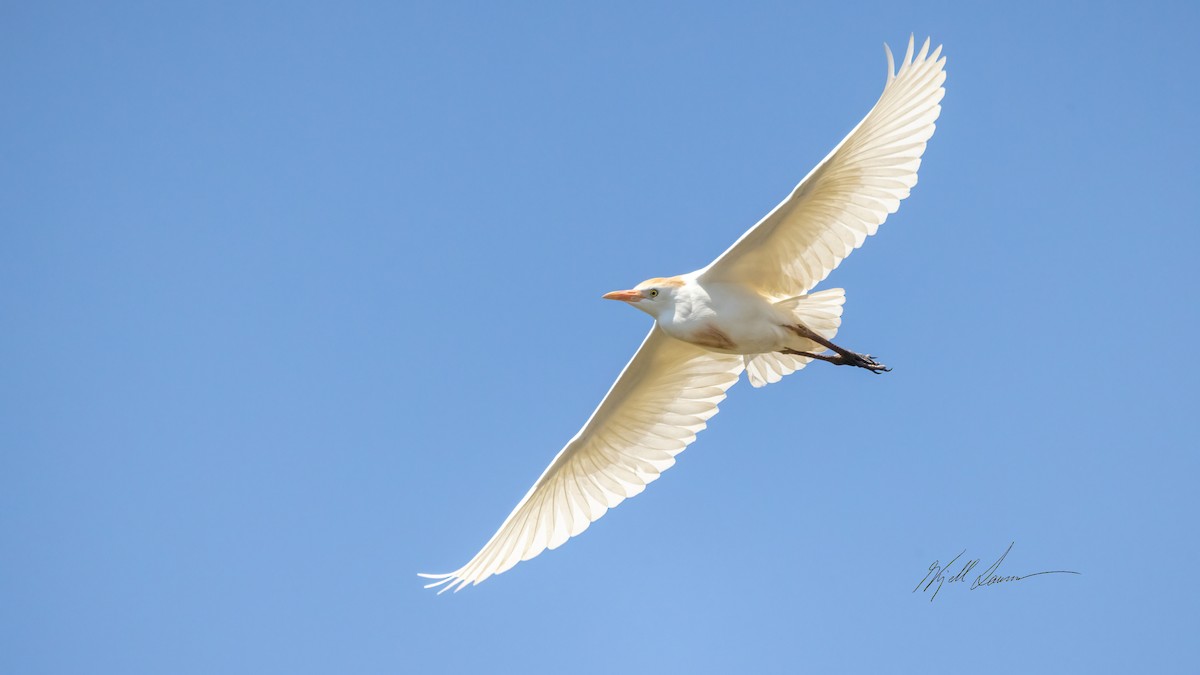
[602,276,684,318]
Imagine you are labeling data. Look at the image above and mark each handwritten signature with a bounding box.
[914,542,1080,602]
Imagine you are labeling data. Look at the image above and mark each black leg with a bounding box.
[781,325,891,374]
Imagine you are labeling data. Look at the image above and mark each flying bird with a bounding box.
[421,36,946,593]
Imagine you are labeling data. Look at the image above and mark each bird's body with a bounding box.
[422,36,947,593]
[657,277,776,353]
[625,275,828,356]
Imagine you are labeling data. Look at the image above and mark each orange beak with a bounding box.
[602,289,642,302]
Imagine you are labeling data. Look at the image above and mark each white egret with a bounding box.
[422,36,946,593]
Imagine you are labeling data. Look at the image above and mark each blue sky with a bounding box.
[3,1,1198,673]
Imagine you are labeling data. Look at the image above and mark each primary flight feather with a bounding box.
[421,36,946,593]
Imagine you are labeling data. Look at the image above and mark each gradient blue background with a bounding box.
[4,2,1198,673]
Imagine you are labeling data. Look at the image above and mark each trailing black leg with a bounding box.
[781,324,891,374]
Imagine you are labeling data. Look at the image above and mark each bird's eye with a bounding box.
[648,289,659,298]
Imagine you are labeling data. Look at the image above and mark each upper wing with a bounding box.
[700,36,947,299]
[420,327,745,593]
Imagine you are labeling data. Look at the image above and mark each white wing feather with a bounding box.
[701,36,947,299]
[420,328,744,592]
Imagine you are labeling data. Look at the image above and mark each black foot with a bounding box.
[845,352,891,374]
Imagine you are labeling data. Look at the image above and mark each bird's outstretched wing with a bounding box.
[700,36,946,299]
[420,328,744,593]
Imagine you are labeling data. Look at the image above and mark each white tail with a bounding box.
[744,288,845,387]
